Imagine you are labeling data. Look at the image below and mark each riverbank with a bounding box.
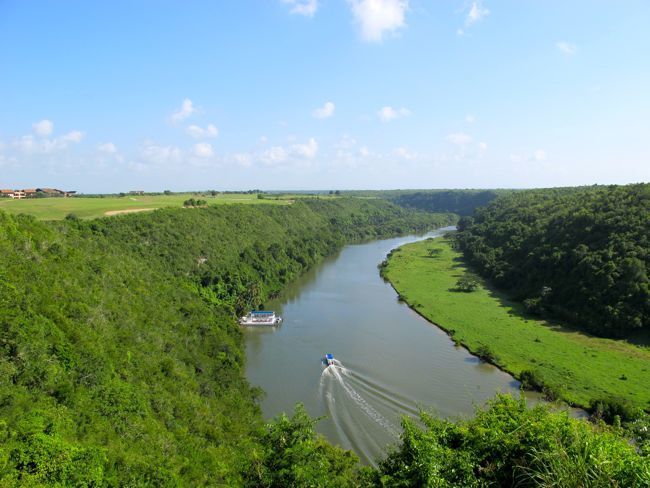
[382,237,650,412]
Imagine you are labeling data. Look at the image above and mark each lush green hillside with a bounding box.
[0,199,453,485]
[388,189,505,216]
[456,184,649,338]
[342,189,505,216]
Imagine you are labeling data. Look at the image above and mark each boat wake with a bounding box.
[320,360,409,464]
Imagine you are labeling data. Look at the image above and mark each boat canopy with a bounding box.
[251,311,274,315]
[326,353,334,360]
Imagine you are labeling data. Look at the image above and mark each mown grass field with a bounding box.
[384,237,650,411]
[0,193,294,220]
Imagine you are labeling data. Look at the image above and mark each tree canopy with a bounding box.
[456,184,650,337]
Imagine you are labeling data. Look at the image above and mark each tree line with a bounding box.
[455,184,649,338]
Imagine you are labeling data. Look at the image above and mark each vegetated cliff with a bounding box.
[456,184,649,338]
[388,189,504,216]
[0,198,453,485]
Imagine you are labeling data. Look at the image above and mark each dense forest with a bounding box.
[342,189,504,216]
[0,199,452,485]
[456,184,649,338]
[388,190,504,216]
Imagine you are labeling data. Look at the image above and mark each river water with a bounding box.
[244,228,527,464]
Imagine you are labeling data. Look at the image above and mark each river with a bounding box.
[244,228,529,465]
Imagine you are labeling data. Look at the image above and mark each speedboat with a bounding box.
[323,353,335,366]
[239,311,283,326]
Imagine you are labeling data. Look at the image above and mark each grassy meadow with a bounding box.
[0,193,295,220]
[383,237,650,411]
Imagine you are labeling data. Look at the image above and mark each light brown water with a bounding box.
[245,228,531,464]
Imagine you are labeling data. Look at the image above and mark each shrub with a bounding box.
[454,272,479,292]
[519,369,545,391]
[591,396,643,423]
[475,344,497,363]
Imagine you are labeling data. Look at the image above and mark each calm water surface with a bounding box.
[245,228,527,464]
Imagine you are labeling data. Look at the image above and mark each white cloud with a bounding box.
[192,142,214,158]
[509,149,547,163]
[186,124,219,139]
[556,41,578,55]
[378,106,411,122]
[98,142,118,154]
[13,124,85,154]
[337,134,357,149]
[62,130,84,143]
[260,146,289,165]
[32,119,54,137]
[14,135,36,153]
[467,1,489,25]
[141,142,183,165]
[334,135,371,166]
[282,0,318,17]
[466,114,476,124]
[233,153,253,167]
[170,98,197,124]
[394,147,417,160]
[446,132,472,145]
[312,101,335,119]
[458,1,489,35]
[291,137,318,158]
[256,137,318,166]
[348,0,409,42]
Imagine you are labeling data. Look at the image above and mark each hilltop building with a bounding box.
[0,188,76,198]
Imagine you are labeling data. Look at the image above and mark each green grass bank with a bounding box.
[0,193,292,220]
[382,237,650,412]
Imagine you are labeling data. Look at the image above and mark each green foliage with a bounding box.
[367,394,650,487]
[0,199,451,484]
[456,184,650,338]
[474,343,497,363]
[389,189,504,216]
[183,197,207,207]
[243,404,359,487]
[426,248,442,258]
[454,272,480,292]
[591,396,643,423]
[519,369,545,390]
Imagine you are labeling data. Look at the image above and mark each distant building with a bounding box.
[1,188,76,198]
[129,190,145,195]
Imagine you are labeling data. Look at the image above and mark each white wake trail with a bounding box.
[327,364,399,438]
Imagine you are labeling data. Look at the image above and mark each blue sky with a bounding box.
[1,1,648,192]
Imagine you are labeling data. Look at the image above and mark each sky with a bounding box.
[1,1,649,192]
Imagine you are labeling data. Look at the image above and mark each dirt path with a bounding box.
[104,207,158,216]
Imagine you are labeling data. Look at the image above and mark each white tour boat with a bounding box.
[239,310,283,326]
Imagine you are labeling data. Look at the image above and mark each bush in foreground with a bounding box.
[365,394,649,487]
